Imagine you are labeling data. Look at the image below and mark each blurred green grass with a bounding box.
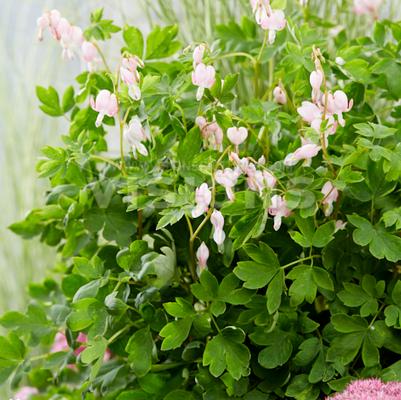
[0,0,144,313]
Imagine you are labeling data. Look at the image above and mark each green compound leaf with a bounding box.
[348,214,401,262]
[126,327,154,377]
[203,327,250,380]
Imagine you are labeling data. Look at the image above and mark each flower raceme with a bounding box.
[298,51,353,136]
[192,63,216,101]
[192,183,212,218]
[90,90,118,127]
[123,117,151,159]
[327,378,401,400]
[211,210,226,246]
[37,9,83,59]
[37,9,62,41]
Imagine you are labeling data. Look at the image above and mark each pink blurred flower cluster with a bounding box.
[327,379,401,400]
[37,9,98,65]
[250,0,286,44]
[13,332,111,399]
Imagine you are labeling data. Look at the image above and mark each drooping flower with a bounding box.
[268,195,291,231]
[192,183,212,218]
[250,0,286,43]
[120,56,144,101]
[192,63,216,101]
[327,90,353,126]
[353,0,382,18]
[37,10,83,59]
[250,0,269,25]
[51,331,69,352]
[227,127,248,148]
[284,138,321,167]
[335,56,346,66]
[196,117,224,151]
[14,386,39,400]
[90,90,118,127]
[335,220,347,232]
[273,86,287,105]
[246,163,277,194]
[260,9,287,44]
[193,44,206,67]
[37,9,62,41]
[310,70,324,103]
[123,116,151,159]
[327,378,401,400]
[321,181,339,216]
[81,41,99,71]
[215,168,240,201]
[297,101,323,126]
[195,116,207,130]
[59,22,83,60]
[74,332,88,355]
[196,242,209,275]
[211,210,225,246]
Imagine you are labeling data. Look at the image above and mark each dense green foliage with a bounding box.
[3,3,401,399]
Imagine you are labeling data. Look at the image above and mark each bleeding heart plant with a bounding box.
[3,2,401,399]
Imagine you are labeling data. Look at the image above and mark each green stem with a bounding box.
[151,362,187,372]
[254,31,269,97]
[281,255,321,270]
[137,210,143,239]
[107,324,132,345]
[30,352,53,362]
[211,314,222,334]
[185,215,197,281]
[90,155,121,170]
[216,52,257,64]
[256,31,269,63]
[368,303,385,329]
[267,58,274,101]
[370,198,375,224]
[93,42,112,74]
[175,101,187,131]
[119,119,127,176]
